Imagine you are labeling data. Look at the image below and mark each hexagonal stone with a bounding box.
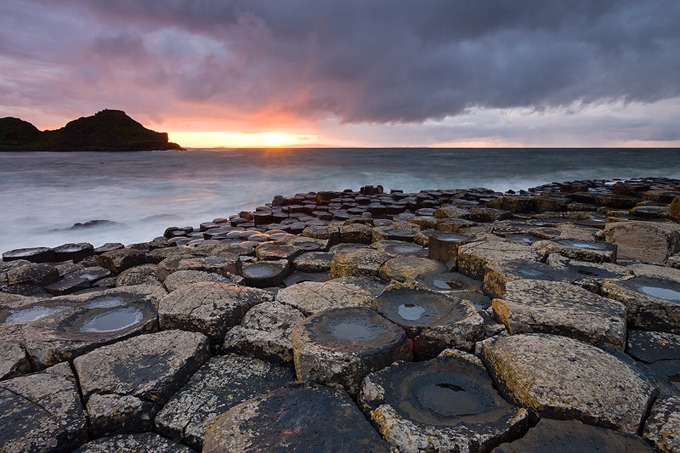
[291,307,411,395]
[604,220,680,264]
[203,383,388,453]
[480,334,658,434]
[535,239,617,263]
[146,245,195,264]
[159,282,271,343]
[276,280,375,316]
[0,372,87,452]
[546,254,633,292]
[492,279,627,349]
[372,224,420,242]
[602,276,680,333]
[17,286,160,368]
[74,330,209,406]
[6,262,60,287]
[241,259,290,288]
[493,418,653,452]
[223,301,304,363]
[176,254,242,276]
[483,260,578,299]
[330,248,389,278]
[2,246,55,263]
[156,354,294,449]
[115,264,162,287]
[360,350,529,452]
[72,433,196,453]
[255,242,303,261]
[95,248,146,274]
[378,256,448,283]
[44,275,92,295]
[427,232,474,264]
[292,251,333,272]
[373,240,427,258]
[643,396,680,453]
[458,239,543,280]
[376,288,484,357]
[162,270,232,292]
[338,223,373,243]
[53,242,95,262]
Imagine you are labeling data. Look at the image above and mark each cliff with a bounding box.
[0,110,184,151]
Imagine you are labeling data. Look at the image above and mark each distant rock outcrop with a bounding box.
[0,109,184,151]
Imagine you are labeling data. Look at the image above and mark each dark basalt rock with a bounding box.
[94,242,125,254]
[255,242,303,261]
[427,231,475,264]
[72,432,196,453]
[378,256,448,283]
[96,248,146,274]
[6,262,60,287]
[373,240,428,258]
[241,259,290,288]
[291,306,411,395]
[627,330,680,397]
[535,238,617,263]
[376,288,484,357]
[0,372,88,452]
[156,354,294,449]
[292,251,333,272]
[203,383,389,453]
[643,396,680,452]
[360,350,529,452]
[492,418,653,452]
[483,260,578,299]
[2,246,55,263]
[283,270,332,286]
[54,242,95,262]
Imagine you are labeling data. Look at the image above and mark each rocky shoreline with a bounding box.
[1,177,680,452]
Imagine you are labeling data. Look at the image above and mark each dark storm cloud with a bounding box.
[23,0,680,125]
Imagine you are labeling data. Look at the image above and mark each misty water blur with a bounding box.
[1,148,679,253]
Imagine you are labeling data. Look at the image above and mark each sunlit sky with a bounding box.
[1,1,680,148]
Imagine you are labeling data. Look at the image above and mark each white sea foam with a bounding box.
[1,148,679,253]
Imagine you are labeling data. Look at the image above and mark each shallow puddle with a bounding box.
[637,285,680,301]
[243,264,276,278]
[86,296,126,309]
[80,307,144,333]
[558,239,611,250]
[6,305,68,323]
[329,318,385,342]
[398,303,427,321]
[416,380,489,417]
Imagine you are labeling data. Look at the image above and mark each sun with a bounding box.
[260,132,293,147]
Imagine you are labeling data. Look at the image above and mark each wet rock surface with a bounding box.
[0,372,87,452]
[203,382,389,453]
[156,354,294,449]
[360,350,529,452]
[493,417,654,452]
[3,177,680,450]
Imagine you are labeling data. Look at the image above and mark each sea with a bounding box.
[1,148,679,254]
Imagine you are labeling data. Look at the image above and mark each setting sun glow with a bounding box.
[168,131,317,149]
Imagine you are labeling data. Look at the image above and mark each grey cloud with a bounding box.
[26,0,680,124]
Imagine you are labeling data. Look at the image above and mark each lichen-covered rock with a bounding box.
[643,396,680,453]
[604,220,680,264]
[339,223,373,244]
[534,239,617,263]
[483,259,577,299]
[293,251,333,272]
[162,269,233,292]
[255,242,303,261]
[72,433,196,453]
[155,354,294,449]
[480,334,658,434]
[96,248,146,274]
[74,330,210,406]
[203,383,388,453]
[159,282,271,342]
[87,393,156,437]
[241,259,290,288]
[492,279,627,349]
[359,350,529,452]
[0,324,30,379]
[493,417,653,452]
[330,248,389,278]
[372,224,420,242]
[276,280,375,316]
[378,256,448,283]
[627,330,680,398]
[458,239,543,280]
[601,276,680,333]
[6,262,60,287]
[0,372,88,452]
[291,306,411,395]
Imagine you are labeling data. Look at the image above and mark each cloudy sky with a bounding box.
[1,1,679,147]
